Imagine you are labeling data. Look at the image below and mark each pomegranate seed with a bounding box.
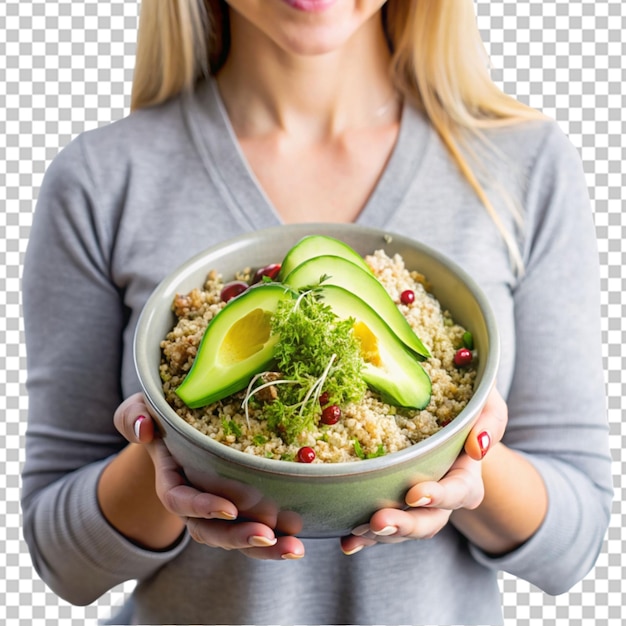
[251,263,281,284]
[400,289,415,305]
[320,404,341,425]
[297,446,316,463]
[318,391,330,406]
[454,347,473,367]
[220,280,248,302]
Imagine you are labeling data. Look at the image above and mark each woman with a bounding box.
[21,1,612,624]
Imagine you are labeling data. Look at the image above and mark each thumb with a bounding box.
[464,387,507,461]
[113,392,157,444]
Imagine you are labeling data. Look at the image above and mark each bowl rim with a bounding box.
[134,223,500,478]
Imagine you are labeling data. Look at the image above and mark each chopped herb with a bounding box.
[222,418,242,438]
[252,434,268,445]
[369,444,386,459]
[353,439,365,459]
[462,331,474,350]
[353,439,386,460]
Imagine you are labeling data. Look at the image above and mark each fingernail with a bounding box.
[248,535,277,548]
[342,544,364,556]
[351,523,370,536]
[407,496,432,508]
[211,511,237,521]
[477,430,491,458]
[133,416,146,440]
[373,525,397,536]
[281,552,304,560]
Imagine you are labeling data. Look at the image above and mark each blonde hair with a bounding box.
[132,0,545,272]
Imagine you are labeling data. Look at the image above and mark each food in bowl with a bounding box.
[159,236,478,464]
[135,225,498,537]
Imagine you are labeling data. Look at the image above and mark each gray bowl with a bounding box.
[134,224,499,538]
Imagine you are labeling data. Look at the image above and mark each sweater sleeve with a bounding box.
[21,134,188,606]
[469,123,613,594]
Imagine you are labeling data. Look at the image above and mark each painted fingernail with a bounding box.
[477,430,491,458]
[407,496,432,508]
[133,416,146,440]
[281,552,304,560]
[373,525,398,536]
[342,544,364,556]
[248,535,277,548]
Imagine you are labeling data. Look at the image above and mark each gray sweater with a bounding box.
[21,79,612,625]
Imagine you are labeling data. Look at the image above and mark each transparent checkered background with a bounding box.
[1,1,624,624]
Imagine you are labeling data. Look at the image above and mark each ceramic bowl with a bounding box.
[134,223,499,538]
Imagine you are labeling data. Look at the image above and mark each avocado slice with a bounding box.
[283,255,431,360]
[278,235,373,280]
[175,283,287,408]
[320,285,432,409]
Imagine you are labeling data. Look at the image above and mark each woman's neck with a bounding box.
[215,11,396,141]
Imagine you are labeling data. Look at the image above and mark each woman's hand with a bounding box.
[111,393,305,560]
[340,386,508,555]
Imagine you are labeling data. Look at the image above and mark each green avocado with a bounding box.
[175,279,431,412]
[175,283,287,408]
[278,234,373,280]
[320,285,432,410]
[283,255,431,360]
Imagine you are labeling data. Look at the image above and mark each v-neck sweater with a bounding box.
[21,79,612,625]
[186,80,434,231]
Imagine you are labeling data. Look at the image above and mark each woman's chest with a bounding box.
[237,123,400,224]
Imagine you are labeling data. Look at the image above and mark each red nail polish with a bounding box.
[477,430,491,458]
[134,416,146,440]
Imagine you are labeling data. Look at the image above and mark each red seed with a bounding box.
[251,263,281,284]
[318,391,330,406]
[220,280,248,302]
[320,404,341,425]
[400,289,415,305]
[454,347,473,367]
[297,446,316,463]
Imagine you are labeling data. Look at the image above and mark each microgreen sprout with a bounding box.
[241,287,366,443]
[241,373,299,427]
[298,353,336,420]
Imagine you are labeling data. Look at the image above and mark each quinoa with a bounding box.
[160,250,477,463]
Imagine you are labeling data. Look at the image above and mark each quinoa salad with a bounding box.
[159,249,478,463]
